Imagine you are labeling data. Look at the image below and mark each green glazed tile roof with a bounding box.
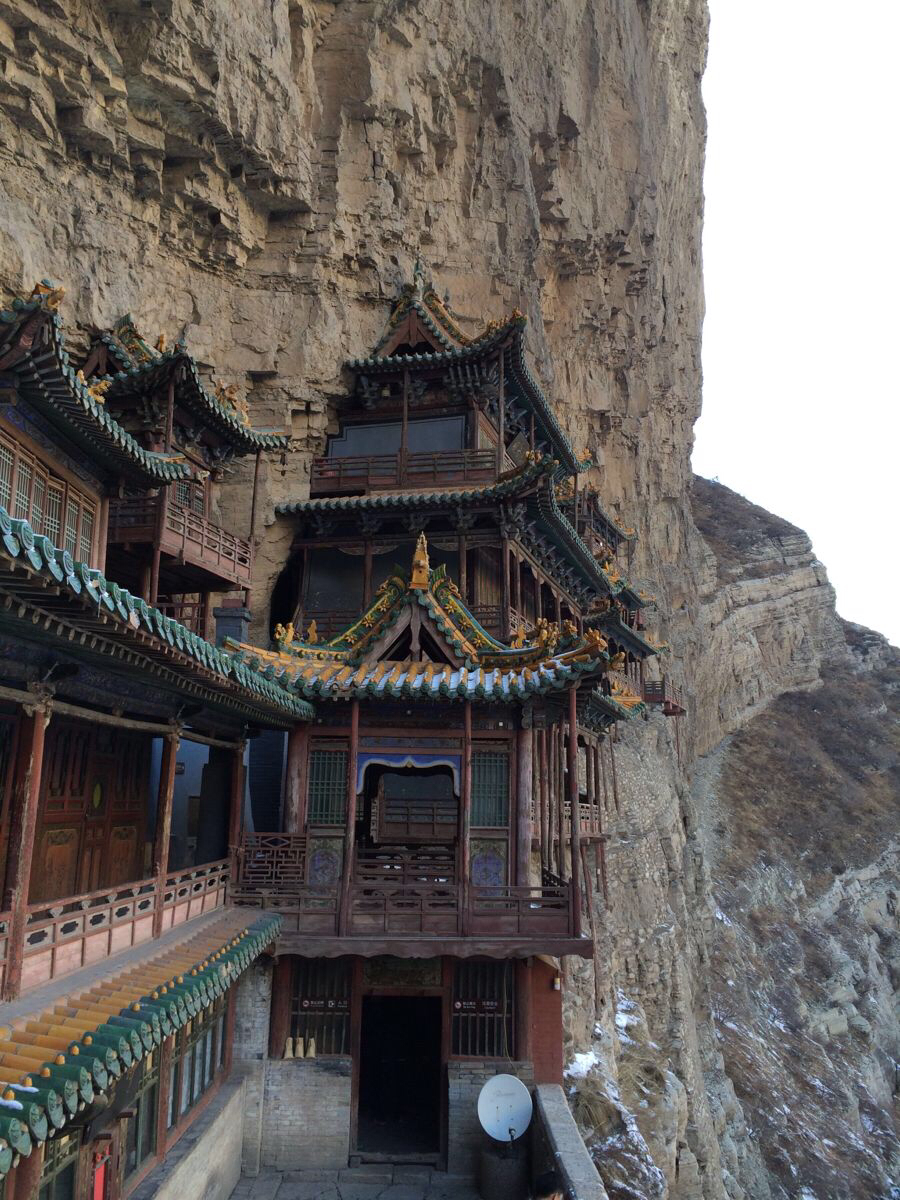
[348,319,583,473]
[0,298,194,488]
[101,350,289,455]
[0,914,280,1175]
[0,506,313,723]
[276,455,555,515]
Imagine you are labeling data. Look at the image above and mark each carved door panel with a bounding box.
[78,821,105,895]
[31,826,79,903]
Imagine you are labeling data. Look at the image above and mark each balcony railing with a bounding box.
[310,448,498,495]
[107,496,252,587]
[20,859,228,994]
[237,833,308,891]
[231,880,573,938]
[642,677,686,716]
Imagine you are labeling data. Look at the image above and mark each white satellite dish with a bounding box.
[477,1074,533,1143]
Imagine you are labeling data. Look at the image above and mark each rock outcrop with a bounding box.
[1,2,896,1197]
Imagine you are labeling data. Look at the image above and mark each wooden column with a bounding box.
[363,541,374,608]
[458,532,468,602]
[496,351,505,477]
[556,722,565,876]
[539,728,550,871]
[152,731,179,938]
[96,495,109,571]
[148,488,167,608]
[283,725,309,834]
[338,700,360,936]
[515,723,532,886]
[227,740,246,885]
[609,737,620,812]
[2,702,51,1000]
[501,537,511,640]
[511,551,522,629]
[460,702,472,935]
[568,687,583,938]
[400,370,410,483]
[268,957,293,1058]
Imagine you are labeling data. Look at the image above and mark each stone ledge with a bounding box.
[534,1084,608,1200]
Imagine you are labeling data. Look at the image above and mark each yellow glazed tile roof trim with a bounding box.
[0,912,280,1175]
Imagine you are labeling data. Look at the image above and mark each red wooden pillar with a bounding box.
[515,722,532,886]
[501,536,511,641]
[338,701,360,936]
[283,725,308,834]
[568,687,583,938]
[152,732,179,938]
[268,957,293,1058]
[460,702,472,935]
[227,741,246,887]
[2,703,51,1000]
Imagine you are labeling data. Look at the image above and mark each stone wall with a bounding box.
[447,1061,534,1177]
[129,1083,244,1200]
[258,1058,353,1170]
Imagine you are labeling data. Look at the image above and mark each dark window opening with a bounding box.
[327,416,465,458]
[452,960,516,1058]
[472,751,510,827]
[358,996,442,1153]
[290,957,352,1055]
[308,747,349,826]
[362,765,457,845]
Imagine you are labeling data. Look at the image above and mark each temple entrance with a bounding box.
[357,996,442,1155]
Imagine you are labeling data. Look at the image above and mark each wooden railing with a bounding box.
[237,834,307,890]
[20,860,228,994]
[468,885,571,936]
[160,859,229,930]
[156,597,208,636]
[164,504,252,583]
[310,448,498,495]
[107,495,252,587]
[230,877,573,939]
[355,844,456,885]
[302,608,362,641]
[642,677,685,716]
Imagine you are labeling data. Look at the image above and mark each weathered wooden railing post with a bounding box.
[151,729,180,938]
[2,695,52,999]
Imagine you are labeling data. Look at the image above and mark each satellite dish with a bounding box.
[477,1074,533,1143]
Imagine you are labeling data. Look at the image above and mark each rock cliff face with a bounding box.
[1,3,896,1197]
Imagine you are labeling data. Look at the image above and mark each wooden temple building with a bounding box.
[0,272,682,1197]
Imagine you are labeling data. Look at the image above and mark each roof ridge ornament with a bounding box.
[410,531,430,589]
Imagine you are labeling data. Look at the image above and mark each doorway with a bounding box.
[357,996,442,1155]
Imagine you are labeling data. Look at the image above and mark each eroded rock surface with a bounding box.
[1,3,896,1197]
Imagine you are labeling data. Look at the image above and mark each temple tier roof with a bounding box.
[0,285,193,489]
[227,534,645,714]
[277,455,643,609]
[0,913,280,1179]
[0,504,313,725]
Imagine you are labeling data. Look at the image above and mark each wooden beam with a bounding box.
[568,687,583,938]
[0,685,243,748]
[539,728,550,870]
[151,731,179,938]
[338,700,360,936]
[2,703,51,999]
[269,957,293,1058]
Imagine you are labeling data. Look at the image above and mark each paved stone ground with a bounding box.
[230,1165,478,1200]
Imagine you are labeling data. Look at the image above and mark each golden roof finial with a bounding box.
[411,531,430,589]
[156,332,167,353]
[29,280,65,310]
[306,619,318,644]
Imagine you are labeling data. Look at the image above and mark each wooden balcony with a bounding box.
[642,677,686,716]
[231,833,580,951]
[19,860,229,995]
[107,494,252,589]
[310,448,498,496]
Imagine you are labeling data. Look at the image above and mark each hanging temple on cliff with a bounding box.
[0,268,684,1197]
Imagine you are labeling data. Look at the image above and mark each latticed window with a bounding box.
[472,750,509,826]
[174,479,206,515]
[39,1130,80,1200]
[290,957,352,1055]
[123,1051,159,1181]
[451,960,516,1057]
[307,747,348,824]
[0,430,97,559]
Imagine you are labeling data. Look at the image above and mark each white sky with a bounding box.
[693,1,900,645]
